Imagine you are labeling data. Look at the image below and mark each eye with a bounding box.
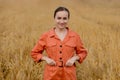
[63,17,67,20]
[57,17,61,20]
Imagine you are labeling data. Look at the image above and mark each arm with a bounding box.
[65,54,80,66]
[41,56,56,66]
[76,35,87,63]
[65,35,87,66]
[31,34,56,65]
[31,34,46,62]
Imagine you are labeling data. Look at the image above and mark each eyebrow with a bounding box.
[57,17,61,19]
[63,17,67,19]
[57,17,68,19]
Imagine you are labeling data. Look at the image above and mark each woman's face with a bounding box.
[54,11,69,29]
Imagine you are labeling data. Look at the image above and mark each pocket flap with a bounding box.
[47,41,56,47]
[65,41,76,47]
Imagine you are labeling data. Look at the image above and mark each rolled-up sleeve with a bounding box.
[76,35,87,63]
[31,34,46,62]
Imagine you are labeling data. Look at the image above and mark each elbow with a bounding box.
[31,51,43,63]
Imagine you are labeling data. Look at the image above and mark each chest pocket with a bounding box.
[46,40,56,47]
[46,38,57,56]
[65,42,76,47]
[65,38,76,52]
[46,39,57,48]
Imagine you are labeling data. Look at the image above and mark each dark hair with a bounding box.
[54,6,70,19]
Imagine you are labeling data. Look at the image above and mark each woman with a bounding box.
[31,6,87,80]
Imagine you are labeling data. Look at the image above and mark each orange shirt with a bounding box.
[31,27,87,80]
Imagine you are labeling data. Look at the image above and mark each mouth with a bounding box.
[60,23,66,26]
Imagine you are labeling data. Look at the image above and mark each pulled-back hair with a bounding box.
[54,6,70,19]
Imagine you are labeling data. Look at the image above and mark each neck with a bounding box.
[55,27,67,33]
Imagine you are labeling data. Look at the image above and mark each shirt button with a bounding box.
[60,51,62,54]
[59,57,62,60]
[60,45,62,47]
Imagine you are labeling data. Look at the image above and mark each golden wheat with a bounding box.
[0,0,120,80]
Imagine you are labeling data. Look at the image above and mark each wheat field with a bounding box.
[0,0,120,80]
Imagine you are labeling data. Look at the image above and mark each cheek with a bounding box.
[63,20,68,24]
[55,20,60,24]
[54,18,59,23]
[65,20,68,23]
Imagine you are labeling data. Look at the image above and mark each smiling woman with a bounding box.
[31,6,87,80]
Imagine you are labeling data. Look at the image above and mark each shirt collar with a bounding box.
[49,27,75,38]
[49,28,56,38]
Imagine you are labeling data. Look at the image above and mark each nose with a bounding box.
[60,19,64,23]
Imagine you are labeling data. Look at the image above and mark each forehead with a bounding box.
[55,11,68,17]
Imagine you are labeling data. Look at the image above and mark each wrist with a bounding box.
[41,56,48,61]
[73,55,80,61]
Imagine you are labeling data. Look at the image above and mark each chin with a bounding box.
[58,25,66,29]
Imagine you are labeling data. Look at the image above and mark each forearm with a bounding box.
[41,56,56,66]
[72,55,80,61]
[41,56,49,61]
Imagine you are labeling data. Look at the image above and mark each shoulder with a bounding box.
[39,29,53,39]
[69,29,80,37]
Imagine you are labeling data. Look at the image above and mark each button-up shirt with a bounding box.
[31,27,87,80]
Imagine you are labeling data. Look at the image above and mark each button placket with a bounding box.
[59,44,62,54]
[60,45,62,47]
[58,43,64,67]
[59,44,62,60]
[59,51,62,54]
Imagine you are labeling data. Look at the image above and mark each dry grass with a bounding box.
[0,0,120,80]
